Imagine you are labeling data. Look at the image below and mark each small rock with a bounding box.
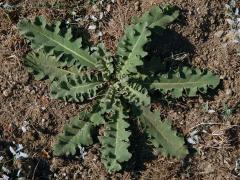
[189,10,194,15]
[2,174,9,180]
[208,109,216,114]
[106,4,111,12]
[214,30,224,38]
[71,11,76,16]
[84,15,89,20]
[2,89,11,97]
[235,157,240,173]
[90,15,97,22]
[134,1,140,11]
[88,25,96,30]
[75,18,82,22]
[226,89,232,95]
[99,12,103,19]
[30,90,36,94]
[97,31,103,37]
[187,135,199,145]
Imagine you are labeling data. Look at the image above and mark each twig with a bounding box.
[32,160,40,180]
[188,122,239,133]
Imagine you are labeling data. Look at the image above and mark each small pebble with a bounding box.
[214,30,224,38]
[99,12,103,19]
[3,89,11,97]
[71,11,76,16]
[106,4,111,12]
[208,109,216,114]
[226,89,232,95]
[90,15,98,22]
[97,31,103,37]
[134,1,140,11]
[88,25,96,30]
[21,126,27,133]
[235,157,240,173]
[30,90,36,94]
[2,174,9,180]
[41,107,46,111]
[42,118,45,124]
[84,15,89,20]
[75,18,82,22]
[187,135,199,145]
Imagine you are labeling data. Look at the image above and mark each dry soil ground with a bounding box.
[0,0,240,179]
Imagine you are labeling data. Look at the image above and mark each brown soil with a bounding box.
[0,0,240,179]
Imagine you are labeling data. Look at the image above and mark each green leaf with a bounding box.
[24,50,81,81]
[121,81,150,106]
[25,50,105,103]
[90,103,105,126]
[18,16,98,68]
[99,86,120,114]
[91,43,114,77]
[101,105,132,172]
[53,112,95,156]
[50,73,105,102]
[147,67,220,98]
[133,5,179,29]
[116,22,151,77]
[139,107,188,158]
[116,5,179,78]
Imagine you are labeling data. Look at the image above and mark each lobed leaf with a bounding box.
[99,86,120,114]
[24,50,82,82]
[132,5,179,29]
[18,16,98,68]
[147,67,220,98]
[91,43,114,78]
[116,5,179,79]
[53,112,95,156]
[139,107,188,158]
[121,81,150,107]
[116,22,151,77]
[50,73,105,102]
[101,105,132,172]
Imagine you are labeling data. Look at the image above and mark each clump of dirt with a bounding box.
[0,0,240,179]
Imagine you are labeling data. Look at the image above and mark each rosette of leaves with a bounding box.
[18,5,220,172]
